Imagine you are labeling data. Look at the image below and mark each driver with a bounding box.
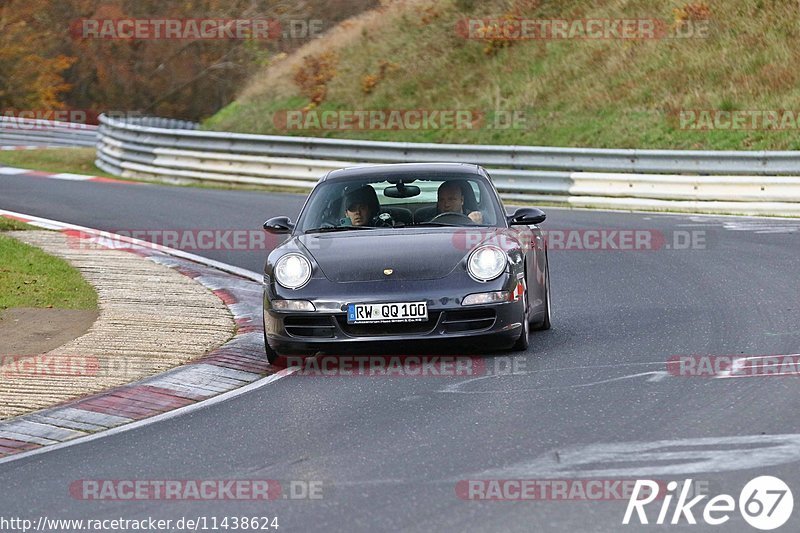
[341,185,379,226]
[435,181,482,223]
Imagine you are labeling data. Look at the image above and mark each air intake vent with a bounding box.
[441,309,496,333]
[284,316,335,338]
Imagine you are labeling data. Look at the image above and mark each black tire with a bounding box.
[512,288,530,351]
[263,327,283,366]
[532,259,552,331]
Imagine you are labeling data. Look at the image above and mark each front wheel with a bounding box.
[531,259,551,331]
[512,289,530,351]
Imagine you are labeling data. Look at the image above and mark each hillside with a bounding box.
[205,0,800,150]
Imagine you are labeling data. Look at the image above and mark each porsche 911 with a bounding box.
[261,163,551,364]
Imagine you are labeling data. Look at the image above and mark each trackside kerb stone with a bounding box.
[0,220,274,459]
[0,231,235,420]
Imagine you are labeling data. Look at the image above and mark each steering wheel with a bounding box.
[430,211,474,224]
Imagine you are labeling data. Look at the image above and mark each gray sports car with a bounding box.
[262,163,551,364]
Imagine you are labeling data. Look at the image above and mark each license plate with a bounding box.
[347,302,428,324]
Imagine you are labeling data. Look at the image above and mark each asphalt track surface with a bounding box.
[2,171,800,532]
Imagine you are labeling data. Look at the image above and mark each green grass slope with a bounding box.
[205,0,800,150]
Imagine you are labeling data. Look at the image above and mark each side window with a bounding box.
[470,181,481,204]
[317,185,344,226]
[474,181,497,225]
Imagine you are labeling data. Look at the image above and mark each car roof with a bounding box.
[321,163,488,182]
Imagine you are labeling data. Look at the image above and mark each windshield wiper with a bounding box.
[413,222,494,228]
[304,225,376,234]
[413,222,458,227]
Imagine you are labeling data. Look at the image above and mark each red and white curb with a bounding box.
[0,210,293,463]
[0,164,131,184]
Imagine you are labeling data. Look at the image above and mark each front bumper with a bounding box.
[264,289,525,356]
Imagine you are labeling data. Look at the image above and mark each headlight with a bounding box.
[274,253,312,289]
[272,300,315,311]
[462,291,511,306]
[467,245,507,282]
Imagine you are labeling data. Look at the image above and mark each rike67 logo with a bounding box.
[623,476,793,530]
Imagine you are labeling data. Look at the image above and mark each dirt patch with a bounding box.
[0,307,98,356]
[237,1,423,102]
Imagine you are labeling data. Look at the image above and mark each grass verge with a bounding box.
[0,148,119,179]
[0,221,98,311]
[0,218,36,232]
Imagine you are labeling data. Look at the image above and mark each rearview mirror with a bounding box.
[384,184,421,198]
[507,207,546,226]
[263,216,294,234]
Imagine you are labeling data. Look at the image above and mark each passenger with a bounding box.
[435,181,483,223]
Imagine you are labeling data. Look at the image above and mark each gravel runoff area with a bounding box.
[0,231,236,419]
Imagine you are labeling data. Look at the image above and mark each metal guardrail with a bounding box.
[115,117,199,130]
[0,117,98,148]
[0,116,197,149]
[11,114,797,215]
[95,114,800,216]
[97,114,800,175]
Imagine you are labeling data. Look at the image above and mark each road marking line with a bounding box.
[0,367,298,466]
[646,371,669,382]
[472,433,800,478]
[0,166,26,174]
[50,173,93,181]
[440,365,668,395]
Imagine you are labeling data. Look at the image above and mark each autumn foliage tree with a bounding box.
[0,0,75,111]
[1,0,378,121]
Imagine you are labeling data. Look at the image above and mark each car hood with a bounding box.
[296,229,495,282]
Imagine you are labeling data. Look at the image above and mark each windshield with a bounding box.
[296,173,506,233]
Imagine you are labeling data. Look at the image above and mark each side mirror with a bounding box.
[507,207,546,226]
[263,216,294,234]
